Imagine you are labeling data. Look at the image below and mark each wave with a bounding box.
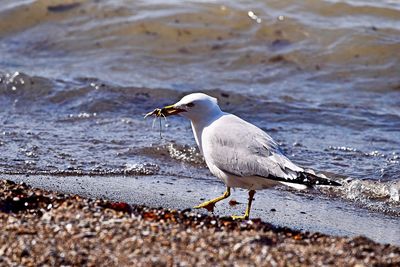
[321,178,400,216]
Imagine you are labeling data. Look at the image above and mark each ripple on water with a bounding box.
[138,143,205,166]
[321,179,400,217]
[2,163,160,177]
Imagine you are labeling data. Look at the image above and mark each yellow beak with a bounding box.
[159,105,186,117]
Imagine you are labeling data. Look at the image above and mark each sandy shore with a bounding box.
[1,179,399,266]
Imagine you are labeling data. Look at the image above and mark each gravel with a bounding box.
[1,179,399,266]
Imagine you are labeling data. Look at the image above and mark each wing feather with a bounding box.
[203,114,340,186]
[204,115,302,180]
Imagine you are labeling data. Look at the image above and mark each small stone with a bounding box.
[65,223,73,232]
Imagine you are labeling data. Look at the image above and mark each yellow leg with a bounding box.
[194,187,231,212]
[232,190,256,220]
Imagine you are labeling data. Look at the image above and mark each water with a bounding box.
[1,0,399,243]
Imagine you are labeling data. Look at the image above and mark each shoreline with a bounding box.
[1,179,399,266]
[3,173,400,246]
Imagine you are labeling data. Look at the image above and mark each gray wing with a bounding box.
[206,114,302,180]
[205,114,341,186]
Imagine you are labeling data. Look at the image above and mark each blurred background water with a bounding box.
[0,0,399,226]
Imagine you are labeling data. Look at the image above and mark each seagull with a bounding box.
[147,93,341,219]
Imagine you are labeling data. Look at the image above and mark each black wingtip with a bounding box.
[291,170,342,187]
[306,172,342,187]
[252,169,343,187]
[330,180,342,186]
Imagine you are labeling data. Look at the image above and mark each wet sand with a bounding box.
[4,174,400,246]
[1,179,399,266]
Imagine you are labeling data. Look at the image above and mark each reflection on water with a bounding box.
[0,0,399,217]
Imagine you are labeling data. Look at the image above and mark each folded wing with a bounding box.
[206,114,340,187]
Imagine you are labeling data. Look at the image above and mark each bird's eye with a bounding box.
[186,102,195,107]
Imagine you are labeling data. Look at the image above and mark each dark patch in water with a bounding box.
[47,3,81,13]
[271,39,291,49]
[269,55,286,63]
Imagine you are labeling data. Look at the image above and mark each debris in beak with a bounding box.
[144,105,185,139]
[144,105,185,119]
[144,108,162,119]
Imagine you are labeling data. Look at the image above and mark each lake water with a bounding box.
[1,0,399,243]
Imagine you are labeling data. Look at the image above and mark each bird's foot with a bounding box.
[193,201,216,213]
[193,188,231,213]
[231,214,249,220]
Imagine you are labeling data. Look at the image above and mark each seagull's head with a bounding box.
[159,93,222,122]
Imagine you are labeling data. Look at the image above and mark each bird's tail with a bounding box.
[279,168,342,190]
[299,169,342,187]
